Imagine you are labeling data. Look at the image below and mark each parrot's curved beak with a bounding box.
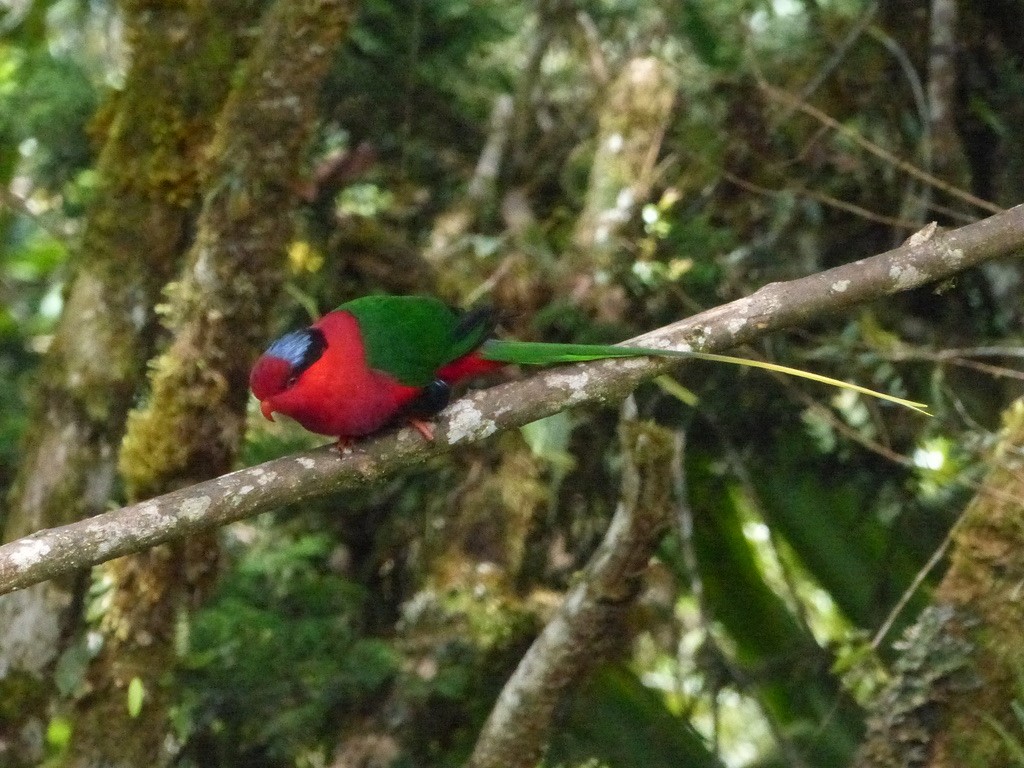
[260,400,276,421]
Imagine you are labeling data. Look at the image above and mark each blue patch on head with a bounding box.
[267,330,312,366]
[265,328,327,373]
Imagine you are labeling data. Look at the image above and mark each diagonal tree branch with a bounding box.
[465,400,676,768]
[0,205,1022,596]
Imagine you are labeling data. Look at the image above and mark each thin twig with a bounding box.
[760,81,1003,216]
[866,25,931,170]
[870,514,963,651]
[778,2,879,123]
[778,376,917,467]
[0,187,72,243]
[939,357,1024,382]
[891,345,1024,360]
[723,171,922,231]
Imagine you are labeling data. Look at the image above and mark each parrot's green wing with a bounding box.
[340,295,492,387]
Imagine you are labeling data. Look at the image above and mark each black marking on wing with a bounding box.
[451,305,496,346]
[402,379,452,418]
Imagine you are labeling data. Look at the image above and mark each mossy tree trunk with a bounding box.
[568,55,677,320]
[62,1,358,765]
[0,3,252,763]
[855,399,1024,768]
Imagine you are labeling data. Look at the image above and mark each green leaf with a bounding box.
[127,677,145,718]
[669,0,740,70]
[655,374,699,406]
[677,451,864,764]
[985,713,1024,767]
[550,665,722,768]
[46,716,73,752]
[340,639,401,691]
[521,411,576,472]
[754,440,928,628]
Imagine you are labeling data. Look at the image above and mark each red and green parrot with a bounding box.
[249,294,927,446]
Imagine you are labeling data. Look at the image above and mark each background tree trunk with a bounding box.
[855,398,1024,768]
[62,1,357,764]
[0,3,251,763]
[569,56,677,320]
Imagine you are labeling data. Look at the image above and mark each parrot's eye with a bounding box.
[286,373,299,388]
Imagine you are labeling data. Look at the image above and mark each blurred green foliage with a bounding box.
[0,49,96,191]
[179,529,401,763]
[0,13,96,507]
[324,0,521,186]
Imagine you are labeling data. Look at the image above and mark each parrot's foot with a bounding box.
[334,437,355,453]
[408,418,435,441]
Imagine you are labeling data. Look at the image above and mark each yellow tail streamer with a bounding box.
[686,350,931,415]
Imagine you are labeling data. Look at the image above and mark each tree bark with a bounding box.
[569,55,677,320]
[926,0,969,186]
[329,434,549,765]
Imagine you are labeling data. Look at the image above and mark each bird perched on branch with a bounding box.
[250,294,927,447]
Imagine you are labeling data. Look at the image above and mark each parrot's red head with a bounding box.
[249,328,328,421]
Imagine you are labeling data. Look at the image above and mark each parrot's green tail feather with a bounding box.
[480,339,675,364]
[479,339,930,415]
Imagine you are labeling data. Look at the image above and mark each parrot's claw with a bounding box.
[334,437,354,454]
[408,418,435,441]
